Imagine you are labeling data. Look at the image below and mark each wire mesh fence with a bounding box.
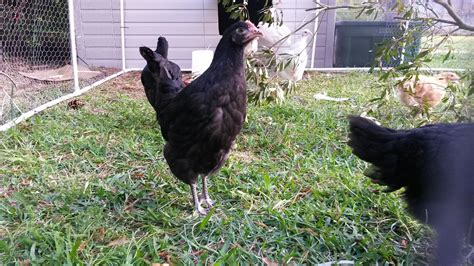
[0,0,123,127]
[0,0,73,124]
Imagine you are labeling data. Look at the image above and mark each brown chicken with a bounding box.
[396,72,460,112]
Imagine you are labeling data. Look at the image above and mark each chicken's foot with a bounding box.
[201,175,215,207]
[190,183,207,215]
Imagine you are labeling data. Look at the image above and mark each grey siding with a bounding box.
[75,0,336,69]
[313,0,336,67]
[75,0,122,68]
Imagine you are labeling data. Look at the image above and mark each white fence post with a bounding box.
[120,0,126,71]
[68,0,80,91]
[310,0,320,68]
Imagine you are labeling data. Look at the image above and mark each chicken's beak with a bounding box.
[441,76,461,85]
[452,76,461,84]
[244,20,263,42]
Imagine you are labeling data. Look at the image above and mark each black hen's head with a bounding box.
[223,20,262,46]
[155,36,169,58]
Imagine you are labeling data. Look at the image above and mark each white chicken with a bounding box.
[277,29,312,82]
[257,4,292,49]
[244,38,259,57]
[396,72,460,112]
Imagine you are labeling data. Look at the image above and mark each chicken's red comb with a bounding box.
[244,20,259,32]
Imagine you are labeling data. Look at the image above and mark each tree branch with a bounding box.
[305,0,473,32]
[306,3,373,12]
[305,0,381,12]
[433,0,474,31]
[394,16,462,27]
[424,2,441,19]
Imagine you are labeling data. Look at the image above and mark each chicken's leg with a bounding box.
[201,175,215,207]
[190,183,207,215]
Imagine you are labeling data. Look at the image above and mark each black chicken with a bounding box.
[348,116,474,265]
[141,36,183,115]
[139,21,262,214]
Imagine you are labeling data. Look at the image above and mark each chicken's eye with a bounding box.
[236,27,246,34]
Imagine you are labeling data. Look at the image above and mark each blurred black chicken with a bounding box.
[348,116,474,265]
[141,36,183,115]
[139,21,262,214]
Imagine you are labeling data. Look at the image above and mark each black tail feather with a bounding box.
[348,116,409,191]
[348,116,397,163]
[156,36,169,59]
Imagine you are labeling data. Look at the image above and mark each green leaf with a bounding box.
[468,85,474,96]
[30,242,37,261]
[415,49,431,60]
[396,62,412,71]
[355,6,367,19]
[219,238,232,255]
[0,240,9,252]
[199,208,215,230]
[379,71,391,81]
[442,49,452,63]
[69,239,81,262]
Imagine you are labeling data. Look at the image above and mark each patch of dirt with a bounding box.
[1,63,119,94]
[106,236,130,247]
[92,227,106,242]
[0,63,123,124]
[100,71,193,99]
[232,150,255,163]
[99,67,122,77]
[17,260,31,266]
[98,71,145,99]
[0,186,15,198]
[158,251,172,264]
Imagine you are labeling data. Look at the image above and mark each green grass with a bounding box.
[0,72,467,264]
[427,35,474,70]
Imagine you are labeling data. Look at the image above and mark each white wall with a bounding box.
[75,0,336,69]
